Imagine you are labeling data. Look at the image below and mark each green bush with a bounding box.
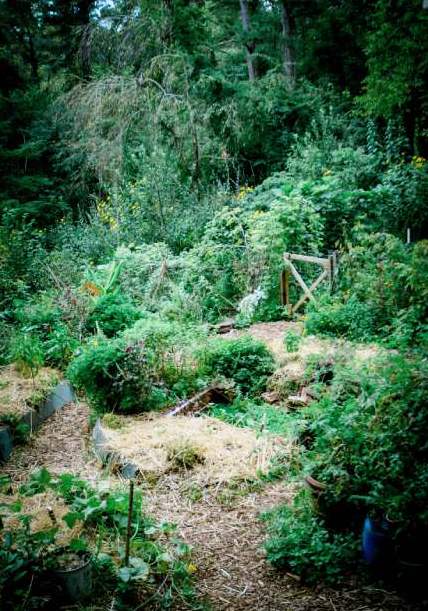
[305,235,428,348]
[68,318,205,413]
[263,489,360,585]
[284,329,302,353]
[14,295,62,342]
[201,336,275,395]
[305,294,376,341]
[301,353,428,530]
[67,337,153,412]
[85,293,141,337]
[11,294,80,368]
[8,333,44,378]
[123,316,206,396]
[43,324,79,367]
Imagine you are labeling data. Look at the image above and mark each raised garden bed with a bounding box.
[0,365,75,462]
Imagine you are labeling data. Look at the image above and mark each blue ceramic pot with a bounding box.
[362,516,393,568]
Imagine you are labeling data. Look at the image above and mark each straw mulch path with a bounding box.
[1,400,98,485]
[1,396,424,611]
[144,476,420,611]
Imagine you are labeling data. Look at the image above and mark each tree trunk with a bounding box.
[239,0,256,81]
[280,1,294,88]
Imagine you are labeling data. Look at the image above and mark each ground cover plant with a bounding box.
[0,468,200,610]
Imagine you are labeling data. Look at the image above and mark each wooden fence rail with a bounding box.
[281,251,338,314]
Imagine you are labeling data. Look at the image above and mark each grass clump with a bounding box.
[166,441,206,471]
[101,413,124,430]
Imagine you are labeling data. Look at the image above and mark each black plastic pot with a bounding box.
[396,535,428,599]
[53,550,92,602]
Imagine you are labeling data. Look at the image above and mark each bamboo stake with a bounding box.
[125,480,134,567]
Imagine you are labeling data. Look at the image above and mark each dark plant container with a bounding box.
[395,533,428,599]
[53,550,92,602]
[362,516,394,572]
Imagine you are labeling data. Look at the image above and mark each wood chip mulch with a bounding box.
[1,400,426,610]
[144,475,426,611]
[1,401,98,485]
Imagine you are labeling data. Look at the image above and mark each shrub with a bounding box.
[8,334,44,378]
[11,294,81,368]
[43,324,79,367]
[263,489,360,585]
[123,316,206,396]
[305,294,376,341]
[85,293,141,337]
[67,337,152,412]
[201,336,275,395]
[284,329,302,353]
[301,353,428,531]
[68,318,205,413]
[305,235,428,348]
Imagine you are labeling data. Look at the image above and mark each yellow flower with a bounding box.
[236,185,254,200]
[412,155,426,169]
[187,563,197,574]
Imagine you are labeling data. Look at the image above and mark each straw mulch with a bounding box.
[100,414,290,485]
[0,364,59,417]
[1,488,83,546]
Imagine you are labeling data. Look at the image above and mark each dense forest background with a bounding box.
[1,0,427,253]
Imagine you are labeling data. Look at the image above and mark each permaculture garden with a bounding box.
[1,1,427,609]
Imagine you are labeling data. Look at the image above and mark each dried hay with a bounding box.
[0,365,60,418]
[100,414,289,485]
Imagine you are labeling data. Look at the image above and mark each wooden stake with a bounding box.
[292,269,328,313]
[125,480,134,567]
[287,261,316,303]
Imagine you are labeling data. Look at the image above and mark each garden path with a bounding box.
[0,326,418,611]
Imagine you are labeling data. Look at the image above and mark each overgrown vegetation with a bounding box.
[1,0,428,604]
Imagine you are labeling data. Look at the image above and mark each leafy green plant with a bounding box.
[305,235,428,348]
[43,324,79,367]
[284,330,302,353]
[263,489,360,585]
[200,336,275,395]
[0,414,30,444]
[85,293,141,338]
[0,519,58,610]
[68,318,204,413]
[15,469,200,609]
[8,334,44,379]
[301,353,428,531]
[67,337,155,413]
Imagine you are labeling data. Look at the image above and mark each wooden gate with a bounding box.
[280,252,338,314]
